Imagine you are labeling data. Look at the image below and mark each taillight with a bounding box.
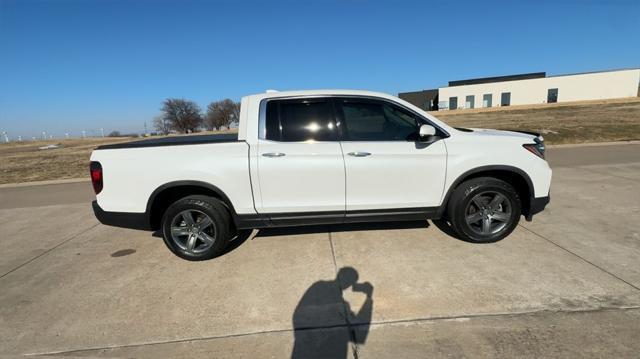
[90,161,103,194]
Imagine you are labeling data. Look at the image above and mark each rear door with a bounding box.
[256,97,346,218]
[336,97,447,213]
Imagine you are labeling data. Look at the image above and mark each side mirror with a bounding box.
[418,124,436,141]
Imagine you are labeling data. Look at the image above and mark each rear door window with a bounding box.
[264,99,336,142]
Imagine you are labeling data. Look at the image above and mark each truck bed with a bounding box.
[91,139,254,214]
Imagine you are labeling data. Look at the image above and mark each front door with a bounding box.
[335,98,448,213]
[256,98,345,216]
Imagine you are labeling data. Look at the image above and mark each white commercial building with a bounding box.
[436,68,640,110]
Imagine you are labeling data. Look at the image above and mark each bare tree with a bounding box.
[161,99,203,133]
[205,102,226,130]
[205,99,238,130]
[231,101,240,127]
[153,115,171,135]
[108,130,121,137]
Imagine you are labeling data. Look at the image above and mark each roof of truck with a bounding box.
[248,89,396,99]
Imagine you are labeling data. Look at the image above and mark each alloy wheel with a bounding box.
[169,209,217,255]
[464,191,512,236]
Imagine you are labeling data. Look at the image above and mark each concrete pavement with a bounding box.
[0,182,93,209]
[1,143,639,358]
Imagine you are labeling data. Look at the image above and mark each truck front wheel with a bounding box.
[161,195,232,260]
[445,177,521,243]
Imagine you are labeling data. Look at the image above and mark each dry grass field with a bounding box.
[0,137,132,185]
[0,130,237,185]
[432,97,640,144]
[1,98,639,185]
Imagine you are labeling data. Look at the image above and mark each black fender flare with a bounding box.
[437,165,535,218]
[146,180,239,227]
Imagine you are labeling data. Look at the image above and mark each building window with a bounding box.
[449,97,458,110]
[501,92,511,106]
[547,88,558,103]
[483,94,492,108]
[465,95,475,109]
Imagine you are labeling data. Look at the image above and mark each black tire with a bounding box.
[445,177,521,243]
[161,195,232,261]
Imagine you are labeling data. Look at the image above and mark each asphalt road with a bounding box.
[1,143,639,358]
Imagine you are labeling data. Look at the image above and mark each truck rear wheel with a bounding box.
[161,195,232,260]
[445,177,521,243]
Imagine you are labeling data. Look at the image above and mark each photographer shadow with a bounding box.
[291,267,373,359]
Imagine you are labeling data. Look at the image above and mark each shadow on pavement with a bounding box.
[431,218,464,240]
[291,267,373,359]
[110,248,136,257]
[151,228,254,257]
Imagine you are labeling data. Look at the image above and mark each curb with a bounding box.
[0,177,90,189]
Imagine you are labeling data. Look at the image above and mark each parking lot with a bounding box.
[1,143,639,358]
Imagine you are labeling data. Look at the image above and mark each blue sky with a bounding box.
[1,0,639,138]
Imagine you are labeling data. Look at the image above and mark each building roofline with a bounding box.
[546,66,640,78]
[448,72,545,87]
[440,67,640,88]
[398,89,438,96]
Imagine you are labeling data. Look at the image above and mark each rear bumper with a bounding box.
[92,200,151,230]
[525,195,550,221]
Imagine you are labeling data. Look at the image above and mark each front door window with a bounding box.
[340,101,417,141]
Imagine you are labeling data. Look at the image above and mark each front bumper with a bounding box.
[525,195,550,221]
[92,200,151,230]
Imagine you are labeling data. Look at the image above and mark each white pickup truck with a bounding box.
[90,90,551,260]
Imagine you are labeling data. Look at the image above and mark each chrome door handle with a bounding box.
[347,151,371,157]
[262,152,286,157]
